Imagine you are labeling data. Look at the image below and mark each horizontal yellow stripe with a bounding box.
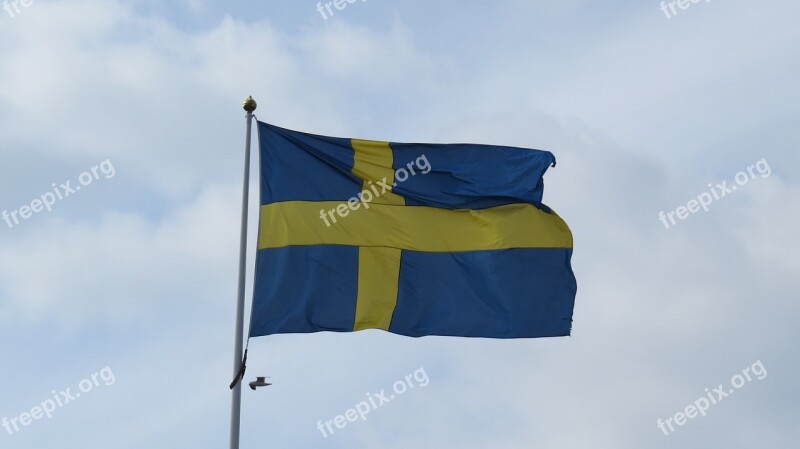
[258,201,572,252]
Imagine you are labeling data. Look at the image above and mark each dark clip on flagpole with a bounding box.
[229,349,248,389]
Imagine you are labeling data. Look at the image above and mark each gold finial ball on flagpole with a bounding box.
[243,96,257,112]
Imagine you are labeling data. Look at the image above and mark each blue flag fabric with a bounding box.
[249,121,576,339]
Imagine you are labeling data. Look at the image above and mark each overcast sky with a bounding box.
[0,1,798,448]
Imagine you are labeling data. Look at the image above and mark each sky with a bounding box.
[0,0,798,448]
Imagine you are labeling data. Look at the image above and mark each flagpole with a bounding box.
[230,95,257,449]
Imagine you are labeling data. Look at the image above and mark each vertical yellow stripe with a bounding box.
[354,247,402,331]
[351,139,405,206]
[351,139,405,331]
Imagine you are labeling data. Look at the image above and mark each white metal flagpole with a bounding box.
[230,95,257,449]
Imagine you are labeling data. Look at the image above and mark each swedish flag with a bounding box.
[249,122,576,339]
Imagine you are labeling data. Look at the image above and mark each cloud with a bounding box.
[0,184,241,328]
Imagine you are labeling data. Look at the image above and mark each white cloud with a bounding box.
[0,184,241,328]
